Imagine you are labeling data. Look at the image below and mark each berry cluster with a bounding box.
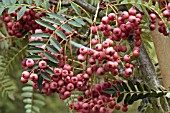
[21,46,89,99]
[69,81,128,113]
[19,7,145,113]
[16,4,170,112]
[85,8,141,78]
[149,3,170,36]
[3,7,45,38]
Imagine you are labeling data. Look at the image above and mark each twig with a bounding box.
[49,0,105,17]
[49,0,71,6]
[73,0,105,17]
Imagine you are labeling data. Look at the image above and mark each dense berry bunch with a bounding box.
[21,45,89,99]
[149,3,170,36]
[15,3,169,113]
[69,81,128,113]
[19,7,145,113]
[83,8,141,79]
[3,7,45,38]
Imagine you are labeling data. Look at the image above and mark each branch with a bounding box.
[49,0,105,17]
[73,0,105,17]
[49,0,71,6]
[138,42,170,112]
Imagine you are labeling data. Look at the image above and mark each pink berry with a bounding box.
[30,73,38,81]
[96,67,105,76]
[113,28,121,36]
[121,11,129,20]
[54,68,62,76]
[98,24,105,31]
[136,13,142,19]
[168,3,170,10]
[102,16,110,24]
[125,68,132,76]
[150,13,157,20]
[79,47,87,55]
[63,64,71,71]
[133,49,140,57]
[150,24,156,31]
[77,54,86,62]
[108,13,116,21]
[22,71,30,79]
[99,107,106,113]
[115,105,121,110]
[128,15,136,23]
[67,83,74,91]
[122,106,128,112]
[62,70,68,77]
[128,8,136,15]
[50,81,57,89]
[91,38,98,45]
[90,26,97,34]
[38,60,47,69]
[20,77,28,83]
[35,29,43,33]
[64,91,71,98]
[123,55,130,62]
[26,59,35,67]
[95,44,103,51]
[109,101,116,108]
[162,10,170,17]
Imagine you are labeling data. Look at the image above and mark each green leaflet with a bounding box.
[17,6,27,20]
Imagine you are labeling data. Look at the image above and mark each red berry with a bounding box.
[133,49,140,57]
[108,101,116,108]
[62,70,69,77]
[90,26,97,34]
[150,23,156,31]
[26,59,35,67]
[54,68,62,76]
[150,13,157,20]
[113,28,121,36]
[168,3,170,10]
[50,81,57,89]
[128,8,136,15]
[115,105,121,110]
[122,106,128,112]
[77,54,86,62]
[136,13,142,19]
[123,55,130,62]
[38,60,47,69]
[121,11,129,20]
[102,16,110,24]
[22,71,30,79]
[92,38,98,45]
[125,68,132,75]
[67,83,74,91]
[63,64,71,71]
[30,73,38,81]
[64,91,71,98]
[20,77,28,83]
[128,15,136,23]
[108,13,116,20]
[162,10,170,17]
[79,47,87,55]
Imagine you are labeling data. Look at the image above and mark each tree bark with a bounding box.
[139,42,170,113]
[151,23,170,91]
